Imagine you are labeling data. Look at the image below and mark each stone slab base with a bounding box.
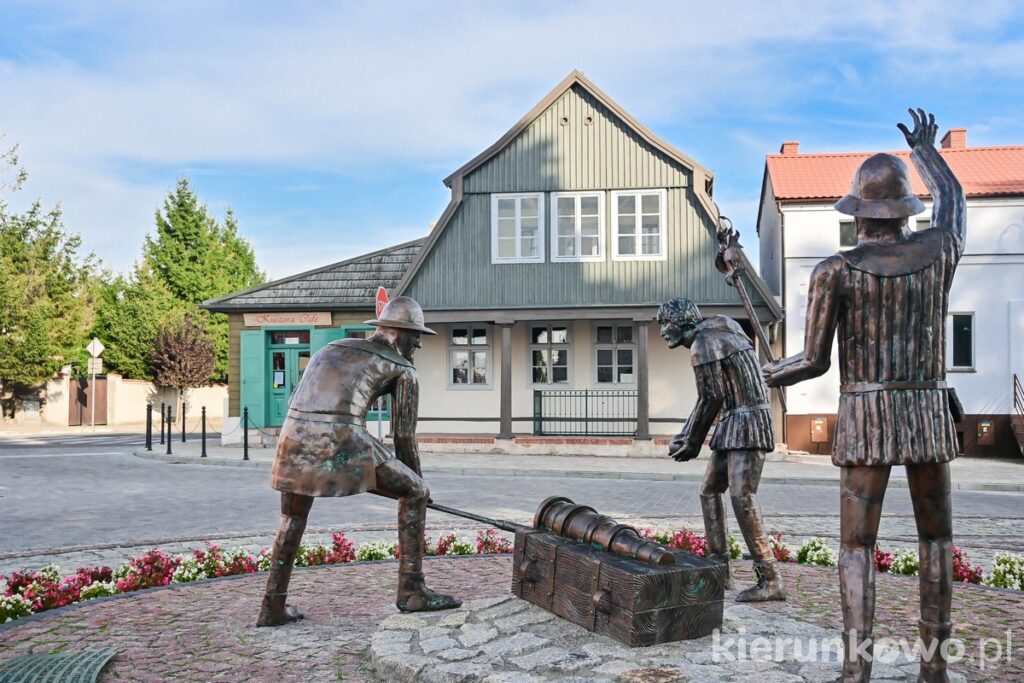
[368,595,965,682]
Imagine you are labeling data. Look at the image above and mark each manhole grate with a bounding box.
[0,648,116,683]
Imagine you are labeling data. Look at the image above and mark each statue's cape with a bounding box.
[327,337,413,368]
[690,316,753,366]
[840,228,945,277]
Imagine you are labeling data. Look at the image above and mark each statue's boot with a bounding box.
[735,560,785,602]
[396,571,462,612]
[836,546,874,683]
[917,537,953,682]
[256,493,313,627]
[700,493,733,590]
[732,490,785,601]
[394,496,461,612]
[917,620,952,683]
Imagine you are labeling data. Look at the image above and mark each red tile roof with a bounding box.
[767,146,1024,201]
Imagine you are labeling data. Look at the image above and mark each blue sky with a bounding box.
[1,1,1023,279]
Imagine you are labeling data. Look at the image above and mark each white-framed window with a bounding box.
[550,191,605,261]
[529,324,571,385]
[611,189,667,260]
[448,325,491,388]
[947,312,975,371]
[491,193,545,264]
[593,322,636,384]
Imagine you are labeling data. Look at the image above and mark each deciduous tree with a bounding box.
[150,312,217,409]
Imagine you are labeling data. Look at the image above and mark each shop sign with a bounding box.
[243,312,331,326]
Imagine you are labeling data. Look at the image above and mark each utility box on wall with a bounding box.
[977,420,995,446]
[810,416,829,443]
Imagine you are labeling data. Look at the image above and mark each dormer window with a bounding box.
[491,193,545,264]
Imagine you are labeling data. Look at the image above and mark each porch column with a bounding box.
[497,322,514,439]
[636,320,651,440]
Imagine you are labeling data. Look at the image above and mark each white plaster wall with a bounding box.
[783,258,843,416]
[780,199,1024,259]
[646,321,697,435]
[415,324,501,433]
[411,319,696,435]
[782,216,1024,417]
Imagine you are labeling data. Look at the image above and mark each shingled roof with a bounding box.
[202,238,425,312]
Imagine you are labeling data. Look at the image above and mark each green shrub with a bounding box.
[728,536,742,560]
[79,581,118,600]
[355,541,398,562]
[890,549,920,576]
[0,594,33,624]
[985,551,1024,590]
[796,538,837,567]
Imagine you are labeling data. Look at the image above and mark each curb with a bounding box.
[130,451,1024,493]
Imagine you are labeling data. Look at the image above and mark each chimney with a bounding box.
[780,141,800,155]
[940,128,967,149]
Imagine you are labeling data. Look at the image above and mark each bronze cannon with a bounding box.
[426,495,727,647]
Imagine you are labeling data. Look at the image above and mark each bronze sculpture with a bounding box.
[514,496,726,646]
[658,298,785,603]
[764,109,963,683]
[256,296,460,627]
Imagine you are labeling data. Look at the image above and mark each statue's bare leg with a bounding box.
[700,451,732,589]
[907,462,953,683]
[730,450,785,602]
[837,465,890,683]
[373,459,461,612]
[256,492,314,627]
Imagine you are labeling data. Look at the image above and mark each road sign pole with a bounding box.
[90,369,96,429]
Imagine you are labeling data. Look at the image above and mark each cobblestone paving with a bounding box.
[1,556,1021,682]
[370,596,928,682]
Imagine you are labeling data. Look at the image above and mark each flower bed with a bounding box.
[0,529,511,625]
[1,527,1016,626]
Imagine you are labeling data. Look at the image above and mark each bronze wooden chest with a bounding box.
[511,527,726,647]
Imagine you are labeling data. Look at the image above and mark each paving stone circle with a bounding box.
[368,596,969,682]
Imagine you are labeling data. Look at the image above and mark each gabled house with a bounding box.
[396,71,782,441]
[758,132,1024,457]
[205,71,783,446]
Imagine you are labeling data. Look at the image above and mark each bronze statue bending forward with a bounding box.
[658,299,785,603]
[256,296,460,627]
[764,110,964,683]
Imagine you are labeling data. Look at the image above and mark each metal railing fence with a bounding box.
[533,389,638,436]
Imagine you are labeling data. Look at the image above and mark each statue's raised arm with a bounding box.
[898,107,967,255]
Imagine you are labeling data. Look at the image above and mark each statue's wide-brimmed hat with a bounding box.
[364,296,436,335]
[834,153,925,219]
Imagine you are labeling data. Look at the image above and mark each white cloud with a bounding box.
[1,0,1021,274]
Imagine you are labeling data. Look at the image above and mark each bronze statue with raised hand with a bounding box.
[256,296,461,627]
[763,109,964,683]
[658,298,783,603]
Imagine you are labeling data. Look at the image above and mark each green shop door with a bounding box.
[266,330,312,427]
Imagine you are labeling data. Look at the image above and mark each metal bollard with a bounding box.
[159,402,165,445]
[181,401,187,443]
[242,407,249,461]
[145,403,153,451]
[166,405,173,455]
[201,406,207,458]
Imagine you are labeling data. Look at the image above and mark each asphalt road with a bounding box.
[2,434,1023,555]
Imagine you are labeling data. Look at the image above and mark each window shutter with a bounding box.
[240,330,265,428]
[310,327,348,353]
